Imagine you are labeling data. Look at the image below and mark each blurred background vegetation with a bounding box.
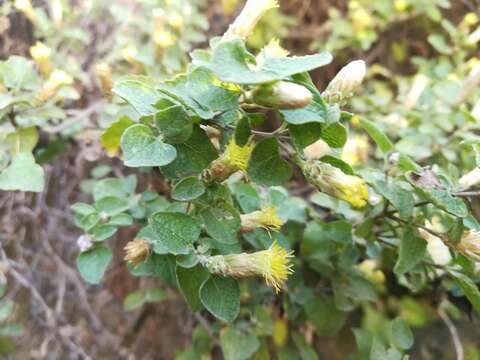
[0,0,479,358]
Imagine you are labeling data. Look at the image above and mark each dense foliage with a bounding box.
[1,0,480,358]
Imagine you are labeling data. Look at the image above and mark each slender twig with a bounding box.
[438,303,464,360]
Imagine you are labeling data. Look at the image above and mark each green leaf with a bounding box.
[220,328,260,360]
[123,287,167,311]
[359,117,394,153]
[388,318,413,350]
[95,196,130,216]
[320,155,354,175]
[0,301,13,322]
[149,212,201,255]
[100,116,135,156]
[161,126,218,179]
[304,296,347,336]
[1,56,37,89]
[248,138,292,186]
[280,72,327,125]
[234,116,251,146]
[129,253,177,284]
[113,76,161,116]
[208,39,332,84]
[120,124,177,167]
[419,188,468,218]
[76,245,112,284]
[176,264,210,312]
[199,203,240,244]
[155,104,193,144]
[158,67,239,119]
[320,122,347,148]
[200,275,240,322]
[6,127,38,156]
[451,272,480,315]
[0,153,44,192]
[370,179,414,218]
[289,122,322,151]
[172,176,206,201]
[394,227,427,275]
[90,224,118,241]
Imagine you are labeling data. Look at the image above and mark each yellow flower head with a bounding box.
[124,239,151,267]
[37,69,73,103]
[153,30,176,49]
[203,241,294,293]
[241,205,283,232]
[223,138,254,172]
[30,42,52,76]
[303,161,368,208]
[256,241,294,292]
[210,138,254,180]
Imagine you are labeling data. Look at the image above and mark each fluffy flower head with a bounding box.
[203,241,294,293]
[124,239,151,267]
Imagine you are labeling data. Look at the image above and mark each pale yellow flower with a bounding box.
[240,205,283,232]
[209,138,254,180]
[203,241,294,293]
[303,161,368,208]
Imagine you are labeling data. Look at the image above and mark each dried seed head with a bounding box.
[124,239,151,267]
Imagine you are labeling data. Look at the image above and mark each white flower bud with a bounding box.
[323,60,366,103]
[250,81,312,109]
[419,229,452,266]
[223,0,278,41]
[458,167,480,190]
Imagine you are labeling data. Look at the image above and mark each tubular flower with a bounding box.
[456,231,480,261]
[30,42,52,76]
[240,205,284,233]
[322,60,366,104]
[302,161,368,208]
[36,69,73,103]
[124,239,151,267]
[203,241,294,293]
[209,138,254,181]
[250,81,312,110]
[223,0,278,40]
